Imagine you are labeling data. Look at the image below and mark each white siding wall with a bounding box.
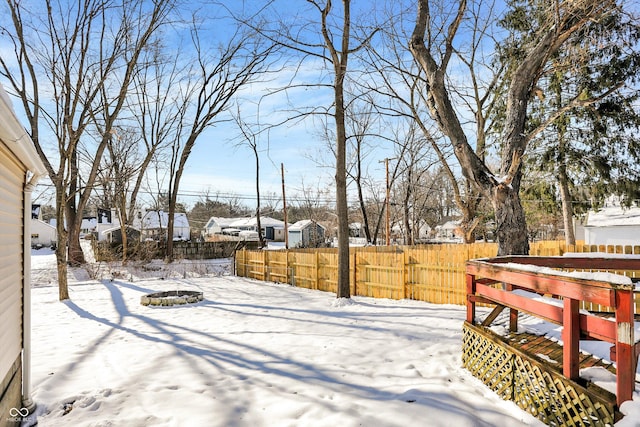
[0,143,24,387]
[584,226,640,246]
[31,219,56,246]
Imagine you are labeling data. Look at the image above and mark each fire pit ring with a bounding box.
[141,290,204,306]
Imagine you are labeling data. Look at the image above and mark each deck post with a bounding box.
[466,271,476,324]
[563,297,580,380]
[615,288,635,406]
[506,283,518,333]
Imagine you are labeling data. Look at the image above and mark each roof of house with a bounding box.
[205,217,237,228]
[229,216,285,228]
[585,205,640,227]
[289,219,325,231]
[102,225,141,234]
[0,83,46,177]
[438,220,460,230]
[141,211,190,229]
[31,218,56,230]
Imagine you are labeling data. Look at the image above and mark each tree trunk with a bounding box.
[492,183,529,255]
[355,156,373,244]
[553,71,576,246]
[67,223,85,266]
[335,80,350,298]
[55,187,69,300]
[402,182,413,245]
[56,243,69,300]
[254,145,265,248]
[166,207,174,262]
[67,147,86,266]
[558,167,576,245]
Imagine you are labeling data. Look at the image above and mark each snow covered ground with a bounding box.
[22,247,640,426]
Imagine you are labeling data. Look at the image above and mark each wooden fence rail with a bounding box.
[235,241,640,312]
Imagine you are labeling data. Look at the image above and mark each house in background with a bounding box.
[288,220,326,248]
[136,210,191,241]
[582,204,640,246]
[203,216,286,242]
[30,203,57,248]
[0,83,46,417]
[101,225,141,244]
[233,216,286,241]
[203,217,237,238]
[30,219,57,248]
[435,220,462,242]
[80,217,98,238]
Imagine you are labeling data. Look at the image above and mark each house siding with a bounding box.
[0,143,24,424]
[30,219,56,247]
[584,225,640,246]
[0,355,21,427]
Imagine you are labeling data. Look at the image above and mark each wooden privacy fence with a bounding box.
[235,241,640,311]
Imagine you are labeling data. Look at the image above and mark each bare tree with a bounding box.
[246,0,378,298]
[358,4,497,244]
[0,0,175,299]
[94,126,142,263]
[162,18,275,261]
[391,122,439,244]
[344,96,379,244]
[232,104,266,248]
[409,0,618,255]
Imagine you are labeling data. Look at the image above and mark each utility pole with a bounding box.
[281,163,289,249]
[379,157,397,246]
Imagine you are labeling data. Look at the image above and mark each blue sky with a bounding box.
[7,0,419,211]
[171,1,399,210]
[13,1,391,211]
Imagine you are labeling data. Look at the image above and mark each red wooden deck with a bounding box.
[466,256,639,406]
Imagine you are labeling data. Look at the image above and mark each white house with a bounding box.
[136,210,191,241]
[30,219,57,248]
[0,83,46,416]
[95,208,121,241]
[582,204,640,246]
[80,217,98,237]
[288,220,326,248]
[435,220,462,242]
[203,216,286,242]
[231,216,286,241]
[392,221,432,244]
[203,217,237,237]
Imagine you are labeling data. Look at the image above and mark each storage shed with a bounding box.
[0,83,46,420]
[288,220,326,248]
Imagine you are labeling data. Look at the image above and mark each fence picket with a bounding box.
[234,242,640,311]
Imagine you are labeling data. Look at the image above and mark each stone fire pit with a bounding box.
[141,290,204,306]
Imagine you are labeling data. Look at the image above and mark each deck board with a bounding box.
[504,331,619,377]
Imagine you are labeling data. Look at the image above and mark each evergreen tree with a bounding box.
[499,1,640,243]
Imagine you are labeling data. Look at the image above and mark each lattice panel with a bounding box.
[512,357,615,426]
[462,323,617,427]
[462,324,513,399]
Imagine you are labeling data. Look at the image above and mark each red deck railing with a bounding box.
[466,256,639,406]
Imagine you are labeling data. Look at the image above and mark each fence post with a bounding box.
[403,250,409,300]
[285,249,290,284]
[264,250,269,281]
[352,250,357,297]
[314,251,319,290]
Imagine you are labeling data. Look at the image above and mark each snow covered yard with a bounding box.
[24,249,639,426]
